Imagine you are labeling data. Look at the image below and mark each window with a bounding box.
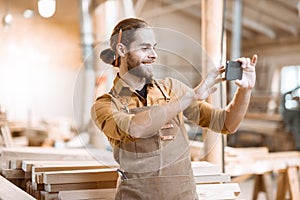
[281,66,300,110]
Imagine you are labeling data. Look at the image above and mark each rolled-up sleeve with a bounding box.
[91,94,136,143]
[184,101,229,134]
[162,77,229,134]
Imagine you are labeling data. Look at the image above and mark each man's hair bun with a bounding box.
[100,48,116,65]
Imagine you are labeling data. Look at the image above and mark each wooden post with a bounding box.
[0,124,13,147]
[287,166,300,200]
[276,166,300,200]
[276,169,288,200]
[252,172,273,200]
[201,0,225,170]
[229,0,243,100]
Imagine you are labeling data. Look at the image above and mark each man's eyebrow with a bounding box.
[139,43,157,47]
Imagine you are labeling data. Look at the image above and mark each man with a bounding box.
[91,18,257,199]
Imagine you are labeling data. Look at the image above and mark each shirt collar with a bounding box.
[112,73,155,96]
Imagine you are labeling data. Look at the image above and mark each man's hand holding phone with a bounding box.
[225,61,243,80]
[225,54,258,90]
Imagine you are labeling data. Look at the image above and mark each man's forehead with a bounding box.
[132,28,156,45]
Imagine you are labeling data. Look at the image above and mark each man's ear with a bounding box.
[116,43,126,57]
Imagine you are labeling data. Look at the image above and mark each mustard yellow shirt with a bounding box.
[91,74,228,147]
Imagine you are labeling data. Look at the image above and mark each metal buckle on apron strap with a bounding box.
[117,169,128,181]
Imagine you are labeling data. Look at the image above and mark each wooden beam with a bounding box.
[244,0,300,25]
[160,0,201,18]
[274,0,299,10]
[276,167,300,200]
[226,19,255,39]
[196,183,240,199]
[122,0,135,18]
[32,162,117,173]
[10,160,23,169]
[245,113,282,121]
[201,0,224,171]
[252,172,273,200]
[0,175,36,200]
[134,0,146,17]
[40,191,58,200]
[58,188,116,200]
[1,147,95,161]
[30,162,117,184]
[1,147,117,168]
[287,166,300,200]
[192,161,221,176]
[22,160,108,172]
[242,36,300,55]
[0,124,14,147]
[1,169,31,179]
[226,0,277,39]
[194,173,231,184]
[242,17,276,39]
[41,168,118,184]
[242,1,298,36]
[44,180,116,192]
[142,0,200,19]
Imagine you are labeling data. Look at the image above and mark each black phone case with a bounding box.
[225,61,243,80]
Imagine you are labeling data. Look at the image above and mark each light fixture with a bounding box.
[23,9,35,18]
[2,0,13,29]
[38,0,56,18]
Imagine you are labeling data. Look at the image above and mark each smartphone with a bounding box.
[225,61,243,80]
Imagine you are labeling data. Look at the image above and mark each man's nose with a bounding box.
[148,48,157,59]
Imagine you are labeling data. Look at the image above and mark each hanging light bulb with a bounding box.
[38,0,56,18]
[3,13,13,26]
[2,0,13,29]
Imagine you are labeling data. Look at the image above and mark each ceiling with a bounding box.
[227,0,300,48]
[138,0,300,48]
[2,0,300,51]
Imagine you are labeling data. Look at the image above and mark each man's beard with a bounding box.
[126,52,153,82]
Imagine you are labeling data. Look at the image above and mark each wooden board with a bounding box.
[192,161,221,175]
[58,188,116,200]
[0,175,36,200]
[1,147,94,161]
[32,163,118,173]
[1,169,31,179]
[1,147,117,170]
[0,124,14,147]
[41,168,118,184]
[194,173,231,184]
[10,160,23,169]
[22,160,117,172]
[44,180,117,192]
[40,191,58,200]
[196,183,240,200]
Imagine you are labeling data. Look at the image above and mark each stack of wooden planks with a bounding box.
[0,147,119,200]
[192,161,241,199]
[0,146,241,200]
